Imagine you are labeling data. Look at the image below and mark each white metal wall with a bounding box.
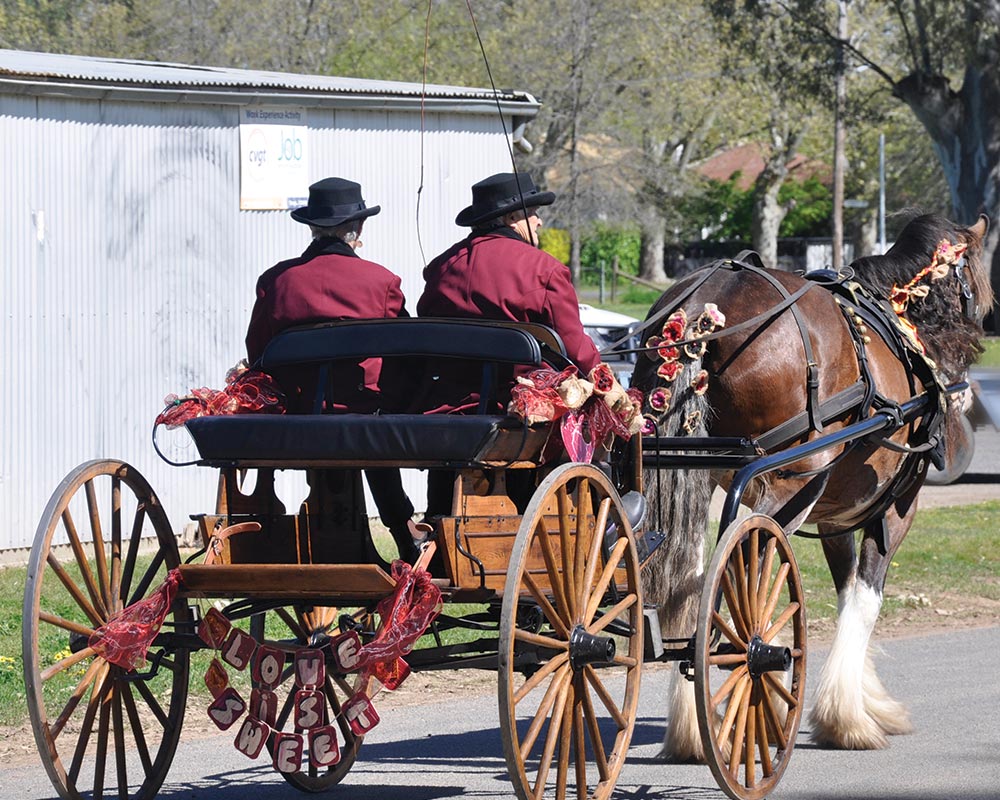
[1,94,520,551]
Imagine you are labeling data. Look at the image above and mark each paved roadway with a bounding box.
[4,626,999,800]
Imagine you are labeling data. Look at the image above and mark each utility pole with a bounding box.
[832,0,848,268]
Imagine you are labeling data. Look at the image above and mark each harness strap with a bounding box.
[729,259,825,434]
[754,380,868,453]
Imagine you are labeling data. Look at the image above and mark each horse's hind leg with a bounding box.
[810,501,918,748]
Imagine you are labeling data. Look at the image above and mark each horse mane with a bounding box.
[848,213,994,380]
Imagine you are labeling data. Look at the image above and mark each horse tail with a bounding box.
[634,343,714,762]
[638,355,712,640]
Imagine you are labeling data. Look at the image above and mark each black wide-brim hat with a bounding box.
[290,177,381,227]
[455,171,556,227]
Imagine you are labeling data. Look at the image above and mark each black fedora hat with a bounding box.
[290,177,381,227]
[455,172,556,227]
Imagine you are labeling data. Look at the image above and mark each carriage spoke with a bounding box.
[531,670,572,799]
[580,675,609,781]
[711,664,748,711]
[38,610,95,638]
[68,661,111,783]
[119,504,147,603]
[589,593,637,634]
[112,683,130,800]
[715,673,749,753]
[721,571,750,642]
[535,518,572,625]
[755,693,774,777]
[127,549,165,607]
[50,656,106,739]
[708,652,748,667]
[578,496,611,612]
[583,537,628,622]
[121,681,153,777]
[519,666,571,761]
[727,678,752,778]
[62,505,110,622]
[732,547,753,635]
[92,680,113,800]
[744,684,757,789]
[41,646,98,683]
[47,551,105,628]
[515,652,570,705]
[131,675,169,728]
[555,693,572,800]
[583,665,627,730]
[762,601,800,643]
[109,476,123,613]
[762,671,798,709]
[523,571,570,639]
[747,527,759,626]
[756,538,777,616]
[573,691,587,800]
[760,561,791,624]
[573,487,595,606]
[760,683,788,749]
[86,478,113,615]
[556,486,577,621]
[711,610,747,650]
[515,628,570,652]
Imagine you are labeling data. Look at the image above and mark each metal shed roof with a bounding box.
[0,48,539,114]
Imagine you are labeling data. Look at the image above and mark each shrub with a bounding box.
[580,223,641,285]
[539,227,571,265]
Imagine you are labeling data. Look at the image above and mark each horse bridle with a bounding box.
[954,255,977,320]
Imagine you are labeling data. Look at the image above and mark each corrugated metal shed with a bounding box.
[0,49,540,554]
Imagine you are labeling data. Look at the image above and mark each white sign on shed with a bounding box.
[239,106,309,210]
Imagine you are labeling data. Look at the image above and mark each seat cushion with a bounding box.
[185,413,548,466]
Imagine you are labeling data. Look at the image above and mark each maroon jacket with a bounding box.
[246,238,408,413]
[416,228,600,413]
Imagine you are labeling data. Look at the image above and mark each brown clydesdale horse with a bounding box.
[633,213,993,759]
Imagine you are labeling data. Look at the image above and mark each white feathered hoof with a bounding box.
[808,699,889,750]
[657,673,705,763]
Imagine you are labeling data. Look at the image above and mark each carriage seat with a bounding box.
[183,318,567,468]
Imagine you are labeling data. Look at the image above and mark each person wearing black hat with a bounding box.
[246,177,427,562]
[416,172,602,517]
[416,171,601,411]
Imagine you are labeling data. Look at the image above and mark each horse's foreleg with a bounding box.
[810,494,918,748]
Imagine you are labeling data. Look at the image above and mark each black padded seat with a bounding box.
[185,413,550,467]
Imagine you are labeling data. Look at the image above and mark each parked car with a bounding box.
[578,303,641,386]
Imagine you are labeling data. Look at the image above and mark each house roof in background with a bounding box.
[697,142,828,189]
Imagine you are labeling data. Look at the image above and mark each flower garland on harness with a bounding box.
[888,239,968,354]
[640,303,726,436]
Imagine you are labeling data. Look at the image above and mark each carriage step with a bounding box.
[178,563,396,600]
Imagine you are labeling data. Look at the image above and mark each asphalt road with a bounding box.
[5,626,998,800]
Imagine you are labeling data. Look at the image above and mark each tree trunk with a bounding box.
[894,65,1000,328]
[751,178,785,268]
[638,206,668,285]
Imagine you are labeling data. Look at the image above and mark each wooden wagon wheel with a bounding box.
[499,462,643,800]
[694,514,806,800]
[248,605,370,792]
[22,459,190,800]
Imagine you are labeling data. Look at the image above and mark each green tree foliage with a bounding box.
[683,174,832,242]
[579,223,641,284]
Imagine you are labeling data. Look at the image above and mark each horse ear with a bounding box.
[971,214,990,240]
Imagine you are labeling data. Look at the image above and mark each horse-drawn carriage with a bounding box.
[21,213,993,800]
